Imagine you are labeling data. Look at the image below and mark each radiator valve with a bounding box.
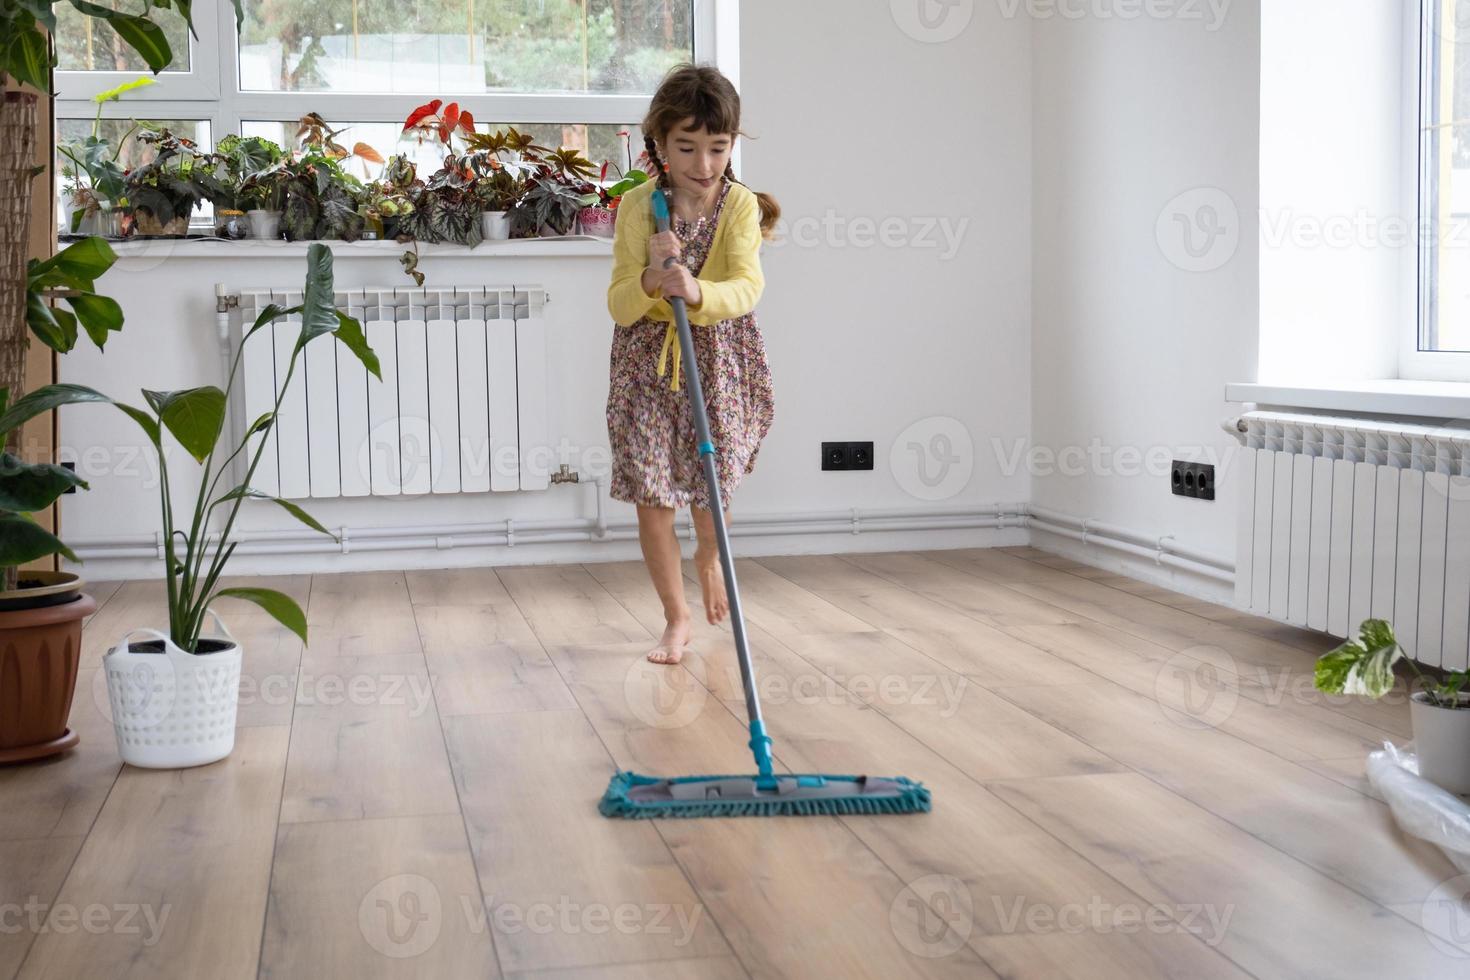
[550,464,580,484]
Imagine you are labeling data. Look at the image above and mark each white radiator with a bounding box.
[1234,411,1470,670]
[236,286,549,500]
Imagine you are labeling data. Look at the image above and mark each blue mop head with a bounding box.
[599,771,932,819]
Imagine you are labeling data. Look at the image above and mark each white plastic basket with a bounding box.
[103,610,242,769]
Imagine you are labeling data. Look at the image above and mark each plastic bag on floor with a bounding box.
[1366,742,1470,874]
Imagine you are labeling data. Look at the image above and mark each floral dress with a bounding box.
[605,177,776,511]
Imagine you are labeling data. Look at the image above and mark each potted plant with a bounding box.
[357,185,414,241]
[276,116,381,242]
[473,167,521,241]
[0,245,380,768]
[57,77,156,237]
[400,157,485,247]
[209,134,285,240]
[0,238,127,763]
[463,127,544,241]
[509,177,588,238]
[1315,618,1470,795]
[123,129,215,236]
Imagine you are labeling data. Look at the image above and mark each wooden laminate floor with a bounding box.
[2,546,1463,978]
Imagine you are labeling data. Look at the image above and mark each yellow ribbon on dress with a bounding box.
[655,321,682,391]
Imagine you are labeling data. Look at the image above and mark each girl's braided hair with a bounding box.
[641,63,779,239]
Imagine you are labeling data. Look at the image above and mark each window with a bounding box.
[1417,0,1470,372]
[53,1,730,225]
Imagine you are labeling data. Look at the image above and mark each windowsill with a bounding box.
[1226,379,1470,419]
[95,236,615,259]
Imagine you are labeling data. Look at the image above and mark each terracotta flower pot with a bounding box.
[0,578,96,764]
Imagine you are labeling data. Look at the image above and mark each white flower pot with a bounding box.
[481,211,510,240]
[1411,692,1470,796]
[103,610,241,769]
[247,209,283,240]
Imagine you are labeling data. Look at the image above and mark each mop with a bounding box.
[599,188,931,819]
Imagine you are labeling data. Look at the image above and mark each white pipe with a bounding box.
[70,505,1018,561]
[1026,517,1234,584]
[1024,505,1232,571]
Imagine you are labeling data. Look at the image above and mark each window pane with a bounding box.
[240,120,644,183]
[57,119,212,231]
[238,0,692,94]
[54,2,190,72]
[1422,4,1470,352]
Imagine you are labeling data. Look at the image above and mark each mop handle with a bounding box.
[652,188,774,780]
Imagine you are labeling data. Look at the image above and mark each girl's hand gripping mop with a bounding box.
[599,188,931,818]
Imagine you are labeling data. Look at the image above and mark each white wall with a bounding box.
[739,0,1033,515]
[1029,2,1260,596]
[59,2,1036,579]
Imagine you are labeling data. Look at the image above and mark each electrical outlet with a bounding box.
[1171,460,1215,500]
[822,441,874,471]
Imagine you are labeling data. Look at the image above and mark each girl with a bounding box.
[606,64,780,666]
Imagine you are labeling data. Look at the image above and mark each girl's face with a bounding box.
[656,118,734,197]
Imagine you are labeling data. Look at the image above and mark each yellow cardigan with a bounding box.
[606,176,766,390]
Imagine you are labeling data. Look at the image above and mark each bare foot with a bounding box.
[646,617,692,665]
[695,546,730,625]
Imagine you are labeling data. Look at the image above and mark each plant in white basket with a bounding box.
[1315,618,1470,795]
[0,245,381,768]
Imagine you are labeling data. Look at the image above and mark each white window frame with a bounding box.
[54,0,737,165]
[1404,0,1470,382]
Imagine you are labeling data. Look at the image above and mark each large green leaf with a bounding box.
[142,386,225,463]
[66,1,173,73]
[0,383,159,446]
[209,588,307,644]
[217,486,338,540]
[296,243,339,349]
[1313,619,1403,700]
[3,26,50,92]
[66,294,124,347]
[0,514,79,565]
[333,311,381,380]
[0,453,88,511]
[26,292,75,353]
[34,236,117,283]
